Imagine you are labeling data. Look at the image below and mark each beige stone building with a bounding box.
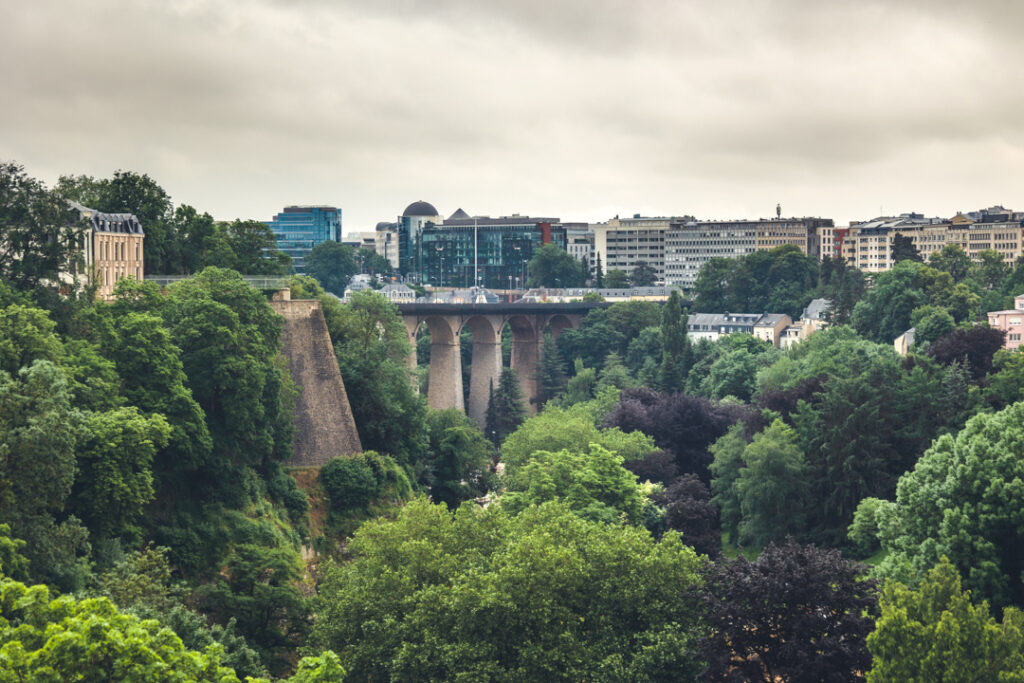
[70,202,144,299]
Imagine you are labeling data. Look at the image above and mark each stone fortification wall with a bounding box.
[271,299,361,466]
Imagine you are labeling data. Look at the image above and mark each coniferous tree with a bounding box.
[536,333,566,409]
[659,290,691,392]
[595,253,604,288]
[487,368,526,447]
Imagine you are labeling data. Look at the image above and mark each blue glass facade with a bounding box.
[265,205,342,272]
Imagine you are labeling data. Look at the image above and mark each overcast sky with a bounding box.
[3,0,1023,233]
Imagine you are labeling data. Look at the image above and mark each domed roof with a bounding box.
[403,200,439,217]
[376,221,396,230]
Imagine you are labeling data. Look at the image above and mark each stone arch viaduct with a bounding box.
[397,301,609,426]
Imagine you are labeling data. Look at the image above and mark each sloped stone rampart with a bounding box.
[271,299,361,466]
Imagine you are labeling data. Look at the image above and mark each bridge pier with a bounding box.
[398,302,601,424]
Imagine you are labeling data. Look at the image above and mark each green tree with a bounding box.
[867,559,1024,682]
[169,204,217,275]
[929,243,972,283]
[423,409,494,509]
[328,290,427,466]
[735,419,809,547]
[501,444,646,524]
[487,368,526,447]
[971,248,1009,290]
[526,244,586,287]
[891,232,922,263]
[310,499,705,682]
[659,290,691,392]
[226,219,291,275]
[594,252,604,287]
[0,162,85,292]
[595,351,635,393]
[872,401,1024,610]
[604,268,629,288]
[709,423,747,544]
[0,360,89,590]
[305,241,358,295]
[198,544,309,675]
[630,260,658,286]
[70,408,170,542]
[910,304,955,347]
[536,332,566,408]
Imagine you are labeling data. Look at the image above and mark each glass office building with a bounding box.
[419,216,565,289]
[265,205,342,272]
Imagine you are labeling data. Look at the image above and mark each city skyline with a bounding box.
[3,1,1024,233]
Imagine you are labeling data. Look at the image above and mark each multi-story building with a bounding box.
[419,212,565,289]
[69,201,144,300]
[838,207,1024,271]
[563,222,593,275]
[663,216,832,288]
[265,205,342,273]
[397,201,443,277]
[375,221,399,270]
[987,294,1024,350]
[592,215,676,285]
[687,312,793,348]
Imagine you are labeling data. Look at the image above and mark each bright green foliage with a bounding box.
[0,525,28,581]
[328,290,427,466]
[659,291,691,392]
[735,419,809,547]
[0,304,63,376]
[423,409,494,509]
[526,244,586,287]
[0,360,89,590]
[0,577,246,682]
[971,249,1010,291]
[709,423,747,544]
[873,402,1024,610]
[198,544,309,675]
[867,559,1024,682]
[486,368,526,447]
[501,444,646,524]
[71,408,170,541]
[562,358,598,405]
[306,241,358,296]
[848,497,885,557]
[310,499,705,682]
[501,406,656,474]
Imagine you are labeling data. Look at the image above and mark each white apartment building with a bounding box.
[592,215,677,284]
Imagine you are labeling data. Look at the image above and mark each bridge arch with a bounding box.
[422,315,463,412]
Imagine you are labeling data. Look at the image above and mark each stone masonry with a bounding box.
[271,298,362,466]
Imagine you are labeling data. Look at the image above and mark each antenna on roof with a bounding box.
[776,203,781,219]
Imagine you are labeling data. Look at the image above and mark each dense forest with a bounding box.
[5,161,1024,680]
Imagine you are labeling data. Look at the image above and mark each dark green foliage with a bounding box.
[630,260,658,286]
[536,332,566,407]
[594,253,604,287]
[891,232,922,263]
[700,538,878,682]
[320,457,378,512]
[604,268,629,288]
[0,163,86,292]
[658,473,721,557]
[423,409,494,509]
[327,290,428,467]
[928,243,972,282]
[263,463,310,530]
[910,304,955,346]
[305,241,358,295]
[224,220,292,275]
[198,544,309,675]
[692,245,818,319]
[659,290,691,392]
[526,243,586,287]
[486,368,526,447]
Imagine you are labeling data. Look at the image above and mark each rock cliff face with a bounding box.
[271,299,361,466]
